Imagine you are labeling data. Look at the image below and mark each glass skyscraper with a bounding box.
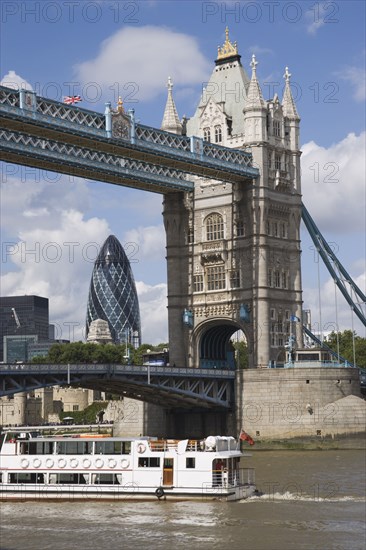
[86,235,141,346]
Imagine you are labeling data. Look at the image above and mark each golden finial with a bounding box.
[217,27,238,60]
[117,96,124,113]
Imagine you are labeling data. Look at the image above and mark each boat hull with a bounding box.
[0,483,256,502]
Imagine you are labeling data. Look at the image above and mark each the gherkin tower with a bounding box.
[86,235,141,346]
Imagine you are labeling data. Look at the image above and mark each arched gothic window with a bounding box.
[203,127,211,142]
[214,125,222,143]
[206,213,224,241]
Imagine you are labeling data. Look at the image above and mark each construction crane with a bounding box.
[11,308,21,329]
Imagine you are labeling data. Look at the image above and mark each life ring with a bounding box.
[70,458,79,469]
[20,458,29,469]
[33,458,42,469]
[155,487,165,499]
[83,458,91,468]
[45,458,54,468]
[95,458,104,469]
[58,458,67,469]
[108,459,117,469]
[137,442,146,454]
[120,458,130,469]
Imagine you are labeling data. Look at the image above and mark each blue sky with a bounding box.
[1,0,365,342]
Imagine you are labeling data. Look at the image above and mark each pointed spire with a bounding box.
[245,54,266,110]
[161,76,183,135]
[282,67,300,120]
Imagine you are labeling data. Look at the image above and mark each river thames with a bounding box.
[1,450,365,550]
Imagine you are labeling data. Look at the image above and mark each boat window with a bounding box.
[122,441,131,455]
[53,473,87,484]
[94,473,116,485]
[9,472,44,484]
[186,457,196,469]
[138,457,160,468]
[94,441,130,455]
[56,441,93,455]
[21,441,54,455]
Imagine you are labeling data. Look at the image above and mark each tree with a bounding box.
[326,330,366,368]
[232,340,249,369]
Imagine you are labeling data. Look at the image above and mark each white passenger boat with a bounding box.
[0,431,256,501]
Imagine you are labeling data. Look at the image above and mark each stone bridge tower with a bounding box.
[162,29,302,369]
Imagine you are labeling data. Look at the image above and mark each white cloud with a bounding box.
[301,132,366,233]
[0,70,32,90]
[1,208,110,340]
[1,172,169,343]
[1,173,109,341]
[305,4,327,35]
[303,269,366,339]
[336,66,366,102]
[123,224,165,262]
[75,26,211,101]
[247,45,274,56]
[136,281,168,344]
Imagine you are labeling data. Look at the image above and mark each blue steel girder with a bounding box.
[0,129,193,194]
[302,203,366,326]
[0,364,235,409]
[0,85,259,189]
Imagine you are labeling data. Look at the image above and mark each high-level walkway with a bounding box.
[0,86,259,194]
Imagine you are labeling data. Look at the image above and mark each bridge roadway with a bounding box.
[0,363,235,409]
[0,86,259,194]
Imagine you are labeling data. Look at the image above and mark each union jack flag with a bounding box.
[63,95,82,105]
[239,429,255,446]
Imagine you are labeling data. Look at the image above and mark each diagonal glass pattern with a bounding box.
[86,235,141,346]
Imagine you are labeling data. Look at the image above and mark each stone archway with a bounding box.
[193,319,248,370]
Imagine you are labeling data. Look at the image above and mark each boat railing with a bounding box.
[212,467,255,488]
[149,440,179,452]
[149,439,203,452]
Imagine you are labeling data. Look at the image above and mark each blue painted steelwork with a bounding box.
[0,363,234,408]
[0,129,192,193]
[0,85,259,189]
[302,203,366,326]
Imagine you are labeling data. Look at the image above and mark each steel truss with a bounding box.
[0,364,235,409]
[0,129,192,193]
[302,203,366,326]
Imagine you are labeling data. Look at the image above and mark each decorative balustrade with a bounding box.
[0,86,20,107]
[36,97,105,129]
[135,124,191,151]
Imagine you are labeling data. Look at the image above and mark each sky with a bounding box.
[0,0,365,344]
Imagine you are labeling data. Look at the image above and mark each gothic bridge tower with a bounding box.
[162,29,302,369]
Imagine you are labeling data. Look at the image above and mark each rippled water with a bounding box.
[1,450,365,550]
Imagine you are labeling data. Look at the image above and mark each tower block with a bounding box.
[162,30,302,369]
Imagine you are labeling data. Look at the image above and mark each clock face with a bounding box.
[112,116,130,139]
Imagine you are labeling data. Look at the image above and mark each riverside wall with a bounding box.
[236,368,365,443]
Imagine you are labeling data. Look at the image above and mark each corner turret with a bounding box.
[161,77,183,135]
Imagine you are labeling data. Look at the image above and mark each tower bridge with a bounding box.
[1,29,365,439]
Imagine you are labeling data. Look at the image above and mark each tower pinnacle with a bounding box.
[282,66,300,120]
[161,76,183,135]
[245,54,266,110]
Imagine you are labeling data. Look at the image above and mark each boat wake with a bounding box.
[241,491,365,503]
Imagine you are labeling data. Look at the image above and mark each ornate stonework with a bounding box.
[111,97,131,140]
